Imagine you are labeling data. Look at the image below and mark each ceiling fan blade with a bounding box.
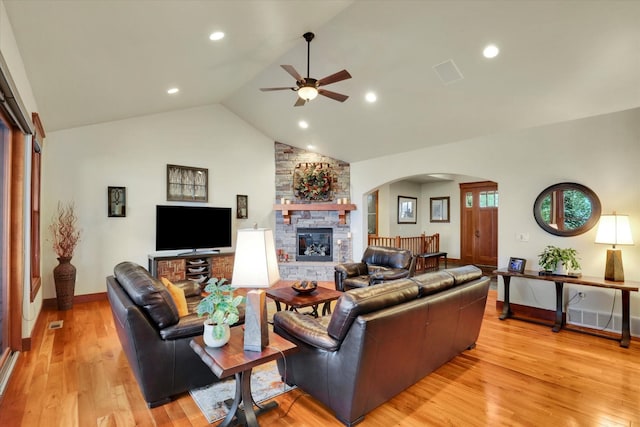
[260,87,295,92]
[317,69,352,86]
[294,97,307,107]
[281,65,304,82]
[318,88,349,102]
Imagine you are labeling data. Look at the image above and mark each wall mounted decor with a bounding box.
[293,162,335,201]
[397,196,417,224]
[430,197,450,223]
[533,182,600,237]
[237,195,248,219]
[166,164,208,202]
[108,186,126,217]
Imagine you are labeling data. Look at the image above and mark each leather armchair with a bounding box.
[334,245,416,291]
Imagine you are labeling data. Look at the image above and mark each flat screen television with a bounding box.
[155,205,232,252]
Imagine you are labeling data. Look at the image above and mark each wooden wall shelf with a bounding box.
[273,203,357,225]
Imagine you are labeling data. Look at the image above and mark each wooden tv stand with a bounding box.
[148,252,234,284]
[494,268,639,348]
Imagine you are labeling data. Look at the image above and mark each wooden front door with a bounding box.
[460,181,498,266]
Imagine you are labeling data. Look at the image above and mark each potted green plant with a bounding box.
[195,278,244,347]
[538,245,581,276]
[49,202,81,310]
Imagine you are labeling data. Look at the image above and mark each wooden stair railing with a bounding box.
[367,233,440,272]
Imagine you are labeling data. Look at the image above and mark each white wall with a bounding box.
[42,104,275,299]
[350,108,640,320]
[420,180,463,257]
[388,180,422,236]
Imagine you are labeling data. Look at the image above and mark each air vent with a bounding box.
[433,59,464,84]
[48,320,63,330]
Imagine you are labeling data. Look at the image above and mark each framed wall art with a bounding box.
[237,195,248,219]
[430,196,450,223]
[397,196,417,224]
[108,186,126,217]
[166,164,208,202]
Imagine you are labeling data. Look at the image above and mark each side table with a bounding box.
[190,327,297,426]
[266,285,342,317]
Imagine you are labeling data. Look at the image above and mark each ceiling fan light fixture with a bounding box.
[297,86,318,101]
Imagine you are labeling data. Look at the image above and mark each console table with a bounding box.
[494,269,640,348]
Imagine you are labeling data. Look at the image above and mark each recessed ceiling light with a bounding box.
[298,120,309,129]
[167,87,179,94]
[365,92,377,103]
[483,44,499,58]
[209,31,225,41]
[307,145,315,150]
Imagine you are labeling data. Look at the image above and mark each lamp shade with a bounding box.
[232,228,280,288]
[595,214,634,246]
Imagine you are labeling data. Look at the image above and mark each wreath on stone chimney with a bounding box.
[293,163,334,201]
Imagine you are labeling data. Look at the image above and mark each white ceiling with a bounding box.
[4,0,640,163]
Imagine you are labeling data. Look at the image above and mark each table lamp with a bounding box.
[232,227,280,352]
[595,213,633,281]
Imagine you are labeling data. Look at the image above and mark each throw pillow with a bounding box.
[160,277,189,317]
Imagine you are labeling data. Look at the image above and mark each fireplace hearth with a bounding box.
[296,228,333,262]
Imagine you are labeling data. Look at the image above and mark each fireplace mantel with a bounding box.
[274,203,357,225]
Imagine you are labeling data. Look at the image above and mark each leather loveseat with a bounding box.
[106,261,236,407]
[334,245,416,291]
[274,265,489,426]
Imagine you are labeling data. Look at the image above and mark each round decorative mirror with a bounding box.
[533,182,601,237]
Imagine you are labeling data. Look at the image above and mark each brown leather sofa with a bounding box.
[274,265,489,426]
[106,261,238,407]
[334,245,416,291]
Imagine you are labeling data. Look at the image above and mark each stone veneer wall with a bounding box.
[274,142,353,281]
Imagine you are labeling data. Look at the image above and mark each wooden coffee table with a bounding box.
[266,284,342,317]
[190,328,297,427]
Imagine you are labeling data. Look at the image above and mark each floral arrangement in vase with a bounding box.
[49,201,81,258]
[196,278,243,346]
[538,245,581,275]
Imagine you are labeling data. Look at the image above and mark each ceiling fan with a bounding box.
[260,32,352,107]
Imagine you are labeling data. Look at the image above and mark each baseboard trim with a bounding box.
[495,300,638,342]
[42,292,108,309]
[495,300,559,323]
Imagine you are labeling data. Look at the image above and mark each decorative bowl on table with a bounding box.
[291,280,318,294]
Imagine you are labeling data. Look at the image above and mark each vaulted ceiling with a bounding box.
[4,0,640,163]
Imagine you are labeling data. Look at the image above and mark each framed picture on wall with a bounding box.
[108,186,126,217]
[166,164,208,202]
[430,197,450,223]
[397,196,417,224]
[237,195,248,219]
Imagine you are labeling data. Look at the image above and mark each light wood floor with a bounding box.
[1,289,639,426]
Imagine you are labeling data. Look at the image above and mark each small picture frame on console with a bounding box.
[508,257,526,273]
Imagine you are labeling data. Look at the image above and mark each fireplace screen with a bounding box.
[296,228,333,262]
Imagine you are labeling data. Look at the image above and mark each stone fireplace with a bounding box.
[274,142,353,281]
[296,228,333,262]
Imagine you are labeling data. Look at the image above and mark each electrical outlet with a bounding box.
[516,232,530,242]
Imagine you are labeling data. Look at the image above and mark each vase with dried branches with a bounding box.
[49,202,81,310]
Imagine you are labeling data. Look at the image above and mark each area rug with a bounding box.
[189,360,295,423]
